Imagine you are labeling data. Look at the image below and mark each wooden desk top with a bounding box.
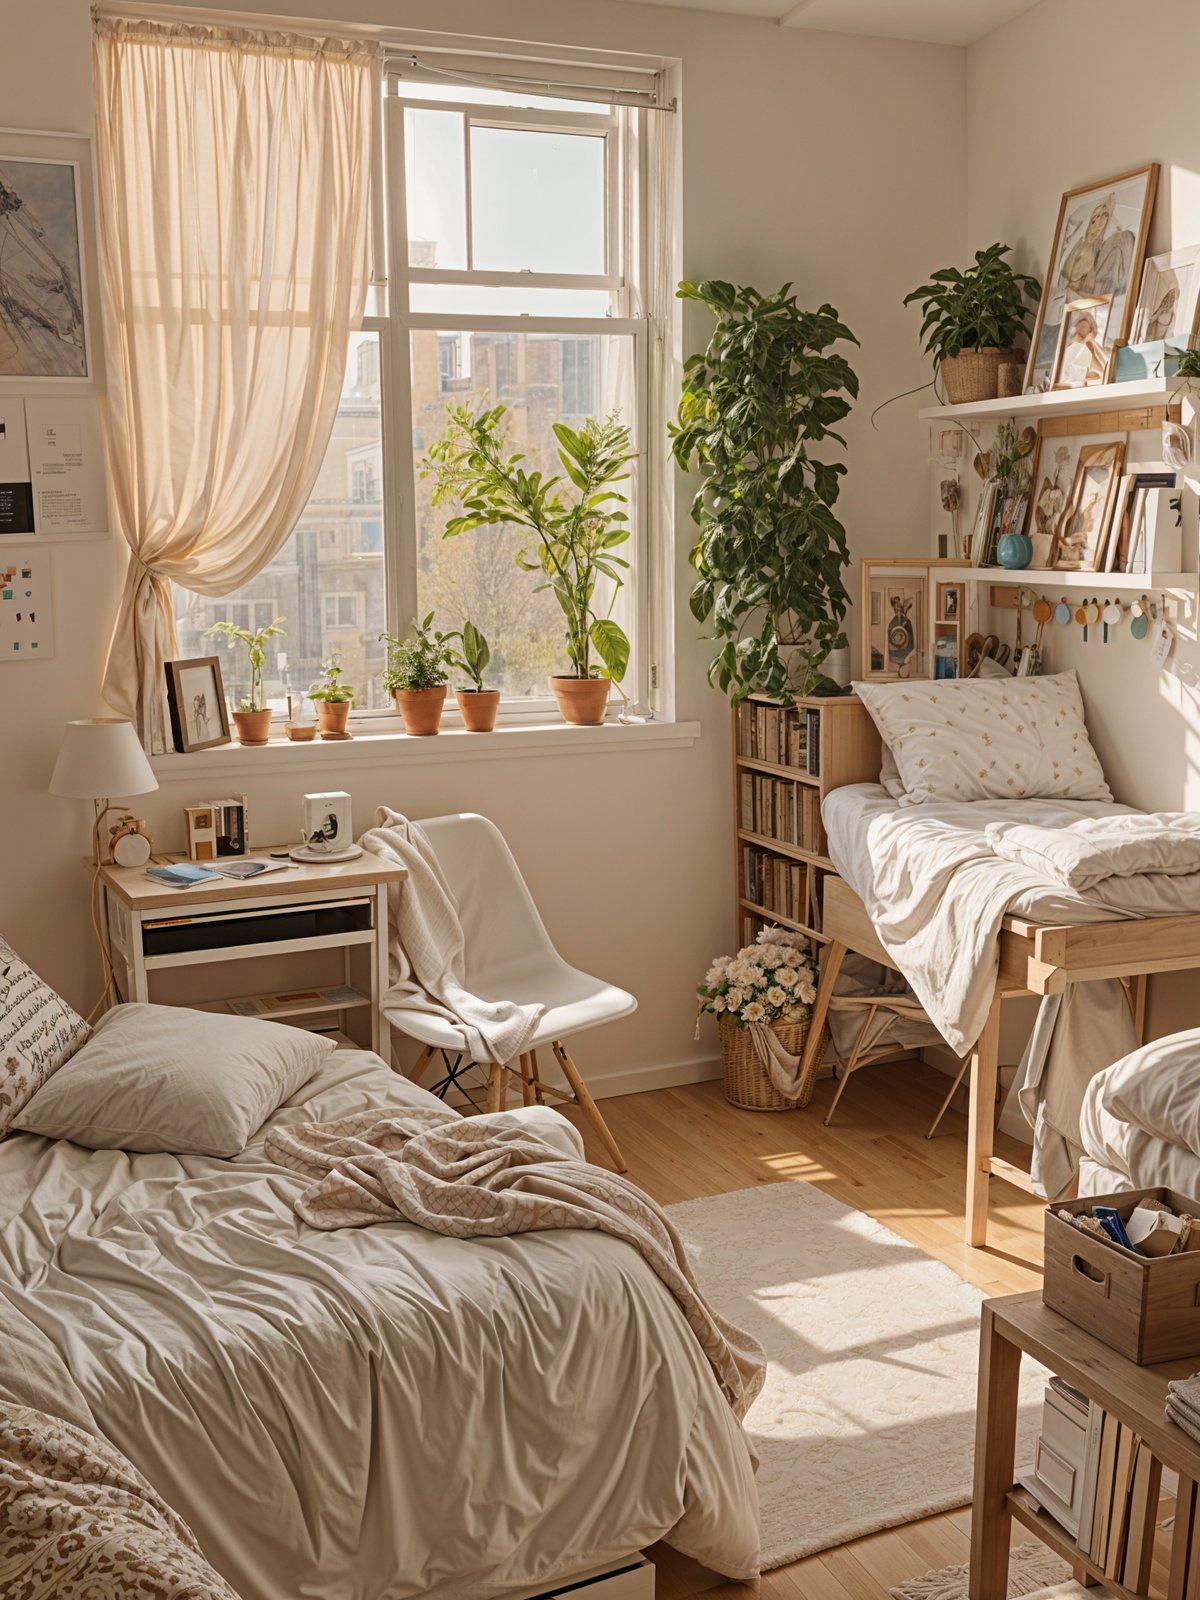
[988,1291,1200,1478]
[94,847,406,911]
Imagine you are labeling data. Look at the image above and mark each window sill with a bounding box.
[150,716,701,780]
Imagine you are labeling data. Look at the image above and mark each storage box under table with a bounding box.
[1044,1188,1200,1365]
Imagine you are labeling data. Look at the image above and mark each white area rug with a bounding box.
[890,1543,1072,1600]
[668,1182,1047,1571]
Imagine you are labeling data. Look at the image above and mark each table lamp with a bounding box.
[50,718,159,865]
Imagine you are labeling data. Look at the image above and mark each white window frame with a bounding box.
[359,76,653,725]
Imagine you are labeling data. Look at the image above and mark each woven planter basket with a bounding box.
[718,1014,822,1112]
[939,347,1009,406]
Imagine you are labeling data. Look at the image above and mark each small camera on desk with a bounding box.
[292,792,360,863]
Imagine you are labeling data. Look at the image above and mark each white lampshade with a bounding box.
[50,719,159,801]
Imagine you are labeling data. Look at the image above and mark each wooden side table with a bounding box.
[92,848,406,1058]
[972,1292,1200,1600]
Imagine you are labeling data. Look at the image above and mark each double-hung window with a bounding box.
[174,57,659,723]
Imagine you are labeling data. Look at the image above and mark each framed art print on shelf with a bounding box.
[1054,438,1126,570]
[0,154,91,382]
[1024,164,1159,393]
[165,656,231,753]
[1051,295,1113,388]
[1027,426,1127,569]
[1130,246,1200,346]
[861,564,926,680]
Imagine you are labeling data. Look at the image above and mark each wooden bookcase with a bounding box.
[732,693,881,950]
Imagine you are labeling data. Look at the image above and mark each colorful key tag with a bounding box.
[1102,601,1122,643]
[1131,609,1150,640]
[1033,597,1054,627]
[1055,598,1072,625]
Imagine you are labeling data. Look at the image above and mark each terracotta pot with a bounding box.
[938,346,1010,406]
[550,675,610,726]
[231,708,273,746]
[317,700,351,736]
[393,684,447,736]
[456,688,500,732]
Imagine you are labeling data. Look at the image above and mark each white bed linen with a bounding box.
[0,1048,759,1600]
[1077,1030,1200,1201]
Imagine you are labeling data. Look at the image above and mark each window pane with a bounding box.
[412,328,636,701]
[470,127,605,274]
[405,109,467,271]
[408,283,611,317]
[172,331,389,714]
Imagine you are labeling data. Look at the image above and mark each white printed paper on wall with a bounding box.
[0,404,34,535]
[0,552,53,659]
[24,397,105,534]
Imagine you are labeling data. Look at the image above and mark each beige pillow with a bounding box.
[15,1003,334,1156]
[853,669,1112,807]
[876,658,1013,802]
[0,937,89,1135]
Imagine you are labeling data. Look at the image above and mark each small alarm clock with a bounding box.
[109,815,154,867]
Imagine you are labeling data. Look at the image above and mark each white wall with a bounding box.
[0,0,965,1092]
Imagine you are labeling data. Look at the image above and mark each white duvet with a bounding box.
[1078,1029,1200,1199]
[0,1049,759,1600]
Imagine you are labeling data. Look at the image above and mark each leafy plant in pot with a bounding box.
[904,243,1042,405]
[204,615,286,745]
[670,279,859,704]
[447,620,499,732]
[307,650,356,738]
[425,403,636,726]
[380,613,454,736]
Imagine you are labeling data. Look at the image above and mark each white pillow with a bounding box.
[879,744,907,800]
[1095,1029,1200,1157]
[853,670,1112,806]
[15,1003,334,1156]
[0,937,89,1135]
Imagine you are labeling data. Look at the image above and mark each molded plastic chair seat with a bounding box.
[388,964,637,1053]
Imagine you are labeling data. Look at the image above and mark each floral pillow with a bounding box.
[0,937,89,1135]
[854,669,1112,807]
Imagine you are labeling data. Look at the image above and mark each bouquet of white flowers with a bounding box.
[696,927,817,1030]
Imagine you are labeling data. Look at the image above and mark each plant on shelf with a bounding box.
[380,613,455,736]
[447,620,500,733]
[425,403,637,727]
[670,278,859,705]
[904,242,1042,405]
[307,650,356,739]
[204,615,286,745]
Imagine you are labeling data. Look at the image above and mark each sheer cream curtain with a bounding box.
[92,17,377,751]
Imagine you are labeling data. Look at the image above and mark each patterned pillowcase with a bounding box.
[854,669,1113,807]
[0,937,89,1135]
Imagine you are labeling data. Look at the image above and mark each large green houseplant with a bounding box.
[425,404,637,725]
[670,279,859,704]
[904,242,1041,404]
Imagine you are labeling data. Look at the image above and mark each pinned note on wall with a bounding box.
[0,553,54,659]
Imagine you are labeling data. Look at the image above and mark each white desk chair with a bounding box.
[389,814,635,1172]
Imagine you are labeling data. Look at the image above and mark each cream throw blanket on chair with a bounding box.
[363,807,542,1066]
[265,1105,766,1421]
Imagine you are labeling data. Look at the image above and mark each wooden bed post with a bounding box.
[798,940,847,1093]
[966,990,1004,1250]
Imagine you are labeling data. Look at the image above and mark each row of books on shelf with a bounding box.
[738,773,824,853]
[741,846,810,924]
[735,702,821,776]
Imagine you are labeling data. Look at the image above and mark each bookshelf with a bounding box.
[732,693,882,949]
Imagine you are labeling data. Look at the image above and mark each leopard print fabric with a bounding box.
[0,1403,241,1599]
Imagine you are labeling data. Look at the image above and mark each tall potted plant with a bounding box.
[425,405,636,726]
[381,614,454,736]
[904,243,1042,405]
[670,280,858,704]
[205,615,286,745]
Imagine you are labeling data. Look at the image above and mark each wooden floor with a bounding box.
[560,1057,1049,1600]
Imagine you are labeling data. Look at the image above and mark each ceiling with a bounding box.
[615,0,1044,46]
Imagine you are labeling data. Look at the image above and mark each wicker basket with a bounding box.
[718,1014,820,1112]
[939,347,1009,405]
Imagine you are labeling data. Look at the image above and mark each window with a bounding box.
[173,67,657,720]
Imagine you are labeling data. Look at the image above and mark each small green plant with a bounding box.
[989,418,1036,497]
[1176,348,1200,379]
[204,615,286,712]
[380,613,455,693]
[447,620,492,692]
[307,650,356,705]
[904,243,1042,364]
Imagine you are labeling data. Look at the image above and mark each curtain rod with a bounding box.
[387,53,676,112]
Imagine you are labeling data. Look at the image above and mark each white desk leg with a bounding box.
[373,883,390,1062]
[131,908,150,1004]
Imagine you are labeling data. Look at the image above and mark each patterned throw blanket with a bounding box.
[265,1106,766,1421]
[0,1403,240,1598]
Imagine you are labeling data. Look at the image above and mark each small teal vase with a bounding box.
[996,532,1032,569]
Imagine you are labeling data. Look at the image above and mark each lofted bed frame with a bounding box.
[795,698,1200,1251]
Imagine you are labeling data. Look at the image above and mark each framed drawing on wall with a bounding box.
[0,155,91,381]
[861,564,927,681]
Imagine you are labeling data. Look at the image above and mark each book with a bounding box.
[1076,1400,1106,1559]
[144,863,220,888]
[226,985,363,1018]
[1106,1425,1138,1578]
[213,859,291,880]
[1091,1411,1120,1566]
[1122,1440,1163,1592]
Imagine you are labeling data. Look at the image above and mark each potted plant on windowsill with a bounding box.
[904,243,1042,405]
[425,404,636,727]
[670,280,859,704]
[381,613,454,735]
[448,620,500,732]
[307,650,356,739]
[205,615,286,745]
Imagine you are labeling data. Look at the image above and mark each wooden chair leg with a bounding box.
[528,1048,545,1105]
[551,1040,627,1172]
[487,1060,507,1113]
[519,1052,537,1107]
[408,1044,437,1084]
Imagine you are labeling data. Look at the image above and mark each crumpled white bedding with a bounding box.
[1078,1029,1200,1198]
[986,812,1200,897]
[0,1048,759,1600]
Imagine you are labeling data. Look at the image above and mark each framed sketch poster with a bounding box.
[0,147,94,384]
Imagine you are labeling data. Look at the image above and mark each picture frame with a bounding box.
[1130,246,1200,347]
[1051,295,1113,389]
[1053,439,1126,570]
[0,153,91,382]
[165,656,231,753]
[1026,425,1128,569]
[1024,165,1159,393]
[937,582,961,621]
[862,566,926,680]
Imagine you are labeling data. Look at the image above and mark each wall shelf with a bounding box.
[951,566,1195,593]
[918,375,1192,424]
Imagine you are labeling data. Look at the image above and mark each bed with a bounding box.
[0,1039,760,1599]
[1077,1028,1200,1199]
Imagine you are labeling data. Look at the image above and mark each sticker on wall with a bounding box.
[0,553,54,659]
